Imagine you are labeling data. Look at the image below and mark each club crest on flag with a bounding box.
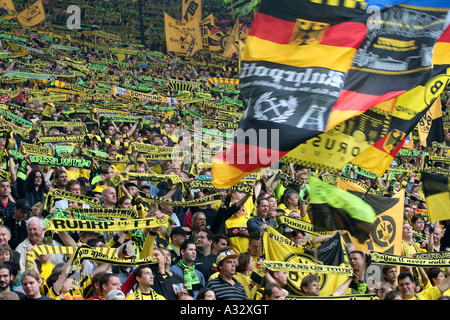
[418,109,433,134]
[290,19,329,46]
[382,129,405,153]
[370,214,397,249]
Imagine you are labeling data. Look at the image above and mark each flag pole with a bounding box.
[230,0,235,21]
[361,178,377,200]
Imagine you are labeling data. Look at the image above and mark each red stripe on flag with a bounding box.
[217,142,288,172]
[373,133,406,156]
[332,89,406,112]
[248,12,295,44]
[438,26,450,43]
[249,12,366,48]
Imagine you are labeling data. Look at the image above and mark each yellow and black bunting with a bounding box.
[262,260,352,276]
[275,215,333,237]
[72,245,159,267]
[44,189,102,210]
[370,251,450,267]
[45,216,170,232]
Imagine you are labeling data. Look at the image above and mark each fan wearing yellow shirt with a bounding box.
[125,265,166,300]
[398,272,450,300]
[277,189,310,223]
[225,200,250,255]
[422,268,450,297]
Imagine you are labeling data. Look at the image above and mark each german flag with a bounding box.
[212,0,368,188]
[326,2,450,128]
[212,0,450,189]
[421,172,450,223]
[350,105,430,177]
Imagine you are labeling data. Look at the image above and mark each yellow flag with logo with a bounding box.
[222,18,240,58]
[16,0,45,27]
[417,98,445,147]
[182,0,201,22]
[280,107,392,174]
[164,12,203,55]
[262,226,350,297]
[200,13,221,51]
[336,178,405,256]
[0,0,14,11]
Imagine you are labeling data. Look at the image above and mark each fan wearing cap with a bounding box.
[167,226,190,265]
[106,289,125,300]
[205,248,248,300]
[121,181,146,219]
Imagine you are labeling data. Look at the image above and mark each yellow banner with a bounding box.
[164,12,203,55]
[182,0,201,23]
[281,108,391,173]
[417,98,442,147]
[262,226,350,297]
[0,0,15,13]
[337,180,405,256]
[16,0,45,27]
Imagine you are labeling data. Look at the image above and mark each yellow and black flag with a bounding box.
[164,13,203,55]
[417,98,445,148]
[16,0,45,28]
[336,177,405,255]
[261,225,350,297]
[281,24,450,176]
[182,0,201,23]
[421,172,450,223]
[212,0,368,188]
[0,0,16,19]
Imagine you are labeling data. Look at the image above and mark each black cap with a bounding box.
[77,177,93,192]
[124,182,138,190]
[15,199,31,211]
[170,227,189,237]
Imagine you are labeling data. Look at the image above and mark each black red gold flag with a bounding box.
[212,0,368,188]
[212,0,450,188]
[327,2,450,128]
